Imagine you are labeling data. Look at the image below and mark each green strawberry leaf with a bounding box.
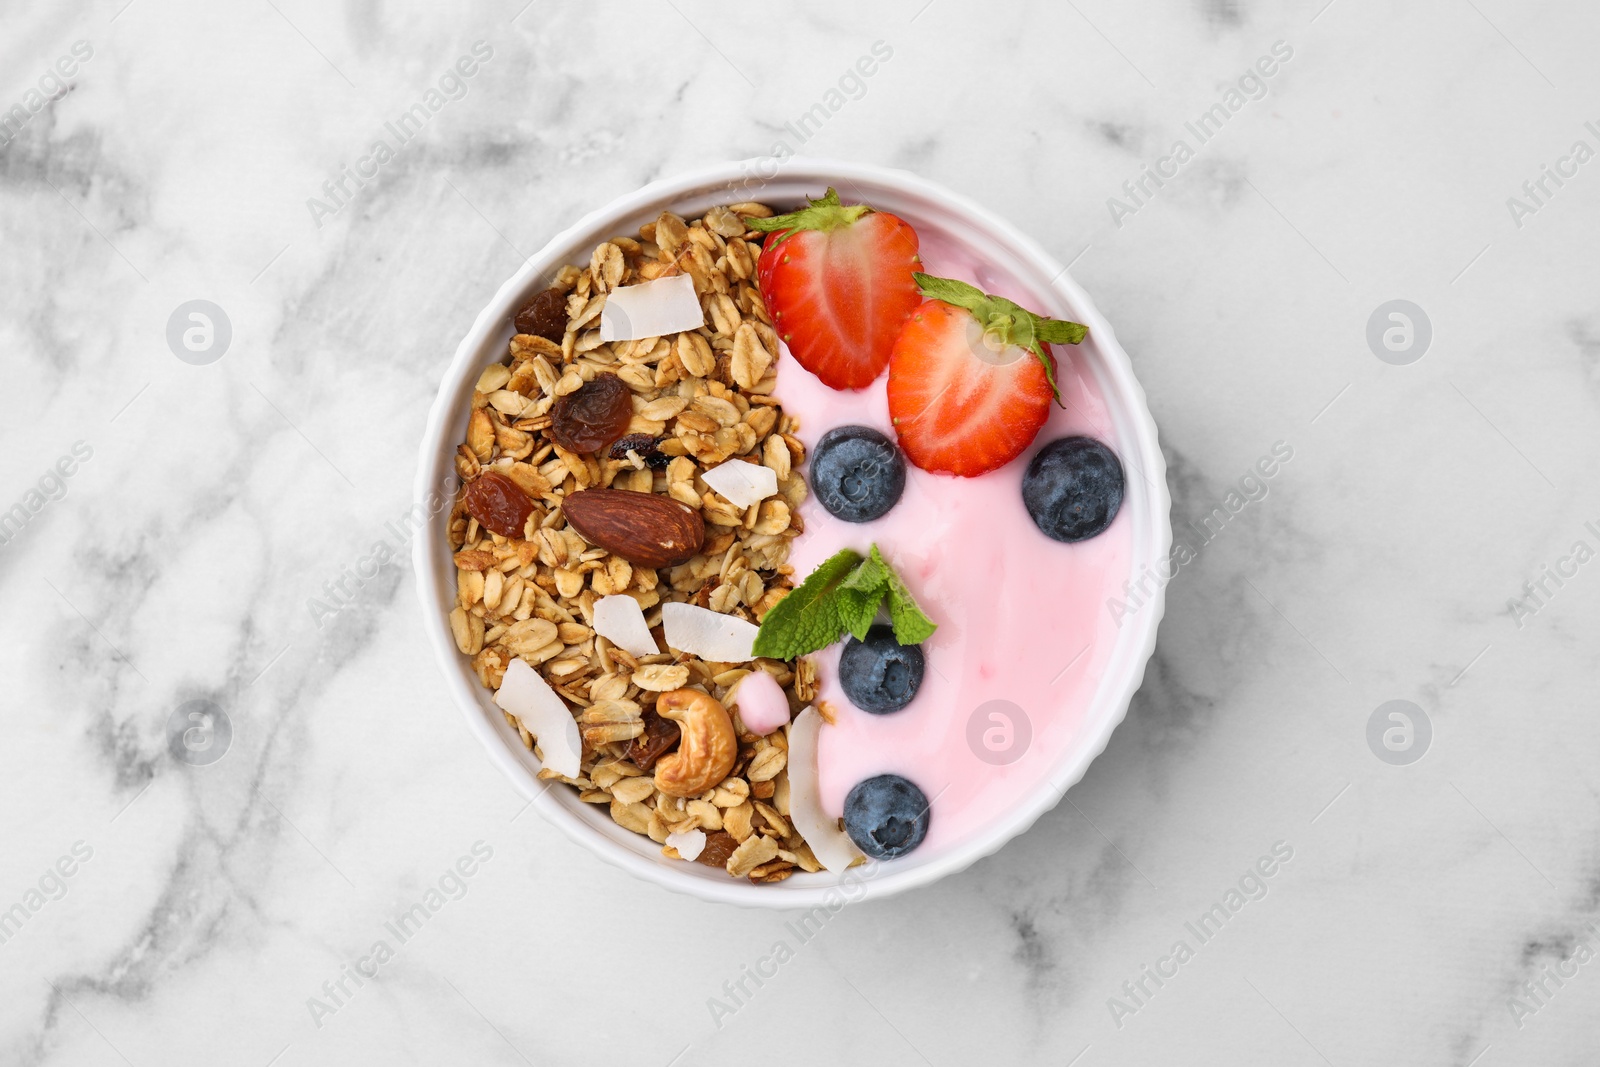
[1033,318,1088,344]
[872,545,938,645]
[750,548,862,659]
[911,272,1087,407]
[909,273,987,309]
[745,187,872,244]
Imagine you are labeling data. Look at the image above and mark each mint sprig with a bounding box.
[912,272,1087,407]
[751,544,936,659]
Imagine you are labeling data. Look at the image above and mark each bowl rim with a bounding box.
[413,157,1171,908]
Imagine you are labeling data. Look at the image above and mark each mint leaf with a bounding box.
[873,545,938,645]
[836,553,890,640]
[888,595,938,645]
[751,548,862,659]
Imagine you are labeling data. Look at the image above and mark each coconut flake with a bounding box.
[666,828,707,861]
[701,460,779,510]
[592,594,659,658]
[494,659,582,779]
[599,273,703,342]
[788,707,865,873]
[661,602,760,663]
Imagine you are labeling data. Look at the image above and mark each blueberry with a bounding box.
[1022,436,1124,543]
[843,774,931,859]
[838,625,924,714]
[810,425,906,523]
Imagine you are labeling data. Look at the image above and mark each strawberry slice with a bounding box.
[749,188,922,391]
[887,274,1088,477]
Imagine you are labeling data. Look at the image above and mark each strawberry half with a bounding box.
[749,188,922,390]
[887,274,1088,477]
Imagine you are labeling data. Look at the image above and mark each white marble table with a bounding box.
[4,0,1598,1063]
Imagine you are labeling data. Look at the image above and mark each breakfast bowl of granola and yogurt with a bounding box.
[414,159,1170,907]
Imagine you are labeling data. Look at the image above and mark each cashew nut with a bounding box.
[652,688,737,798]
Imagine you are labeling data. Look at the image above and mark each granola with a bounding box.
[447,202,821,883]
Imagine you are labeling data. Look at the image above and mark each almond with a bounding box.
[561,488,705,569]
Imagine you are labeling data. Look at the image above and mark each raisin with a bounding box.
[695,831,740,869]
[608,433,672,470]
[624,708,681,772]
[514,287,567,342]
[463,470,534,538]
[550,373,633,454]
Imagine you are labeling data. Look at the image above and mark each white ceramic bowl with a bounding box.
[414,158,1170,907]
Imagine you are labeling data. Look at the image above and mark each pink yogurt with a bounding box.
[732,669,792,736]
[775,228,1132,856]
